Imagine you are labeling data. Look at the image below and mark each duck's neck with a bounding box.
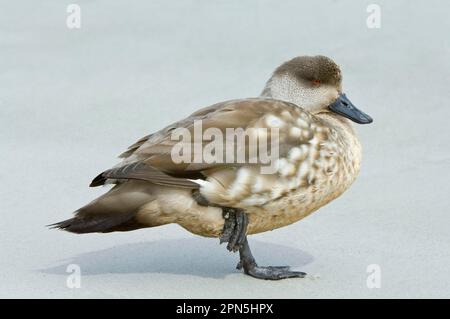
[260,74,302,104]
[317,112,356,136]
[260,73,331,111]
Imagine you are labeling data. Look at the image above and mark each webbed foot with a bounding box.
[239,263,306,280]
[237,237,306,280]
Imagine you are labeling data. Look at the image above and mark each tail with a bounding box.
[50,181,155,234]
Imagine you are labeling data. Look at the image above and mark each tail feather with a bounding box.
[50,181,155,234]
[49,211,137,233]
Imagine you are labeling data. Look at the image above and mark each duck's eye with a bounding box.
[312,80,321,85]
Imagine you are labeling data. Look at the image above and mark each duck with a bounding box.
[51,55,373,280]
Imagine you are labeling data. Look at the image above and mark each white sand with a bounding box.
[1,0,449,298]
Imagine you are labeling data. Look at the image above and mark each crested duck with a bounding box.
[52,55,372,280]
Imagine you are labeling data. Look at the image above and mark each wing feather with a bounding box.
[91,98,322,188]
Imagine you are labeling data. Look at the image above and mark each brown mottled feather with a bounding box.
[109,98,322,180]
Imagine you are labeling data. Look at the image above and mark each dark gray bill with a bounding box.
[328,93,373,124]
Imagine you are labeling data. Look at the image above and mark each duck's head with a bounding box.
[262,55,373,124]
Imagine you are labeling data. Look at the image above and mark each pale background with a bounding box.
[1,0,449,298]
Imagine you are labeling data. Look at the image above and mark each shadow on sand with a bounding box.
[41,238,313,279]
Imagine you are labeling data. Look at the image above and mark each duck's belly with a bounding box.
[186,166,355,237]
[245,189,337,235]
[139,181,347,238]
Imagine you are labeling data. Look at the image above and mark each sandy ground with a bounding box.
[1,0,449,298]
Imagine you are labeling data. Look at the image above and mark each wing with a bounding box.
[90,98,326,189]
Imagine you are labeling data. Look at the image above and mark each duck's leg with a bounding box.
[219,207,248,252]
[219,207,306,280]
[237,237,307,280]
